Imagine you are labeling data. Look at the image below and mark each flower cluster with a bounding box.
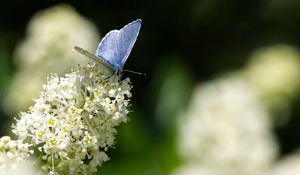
[174,75,276,175]
[243,45,300,124]
[267,150,300,175]
[3,4,99,114]
[0,136,32,167]
[12,63,132,174]
[173,44,300,175]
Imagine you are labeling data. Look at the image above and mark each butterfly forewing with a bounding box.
[117,19,142,67]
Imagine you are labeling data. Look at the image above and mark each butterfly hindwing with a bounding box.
[95,30,120,70]
[74,46,113,71]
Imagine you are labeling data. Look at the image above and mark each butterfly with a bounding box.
[74,19,142,74]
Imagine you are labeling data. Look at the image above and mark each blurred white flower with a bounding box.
[15,4,98,68]
[175,75,277,175]
[0,159,42,175]
[0,136,41,175]
[3,4,99,114]
[243,45,300,123]
[173,44,300,175]
[12,63,132,175]
[172,163,219,175]
[266,151,300,175]
[0,136,32,164]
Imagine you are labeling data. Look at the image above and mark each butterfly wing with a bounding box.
[95,30,120,70]
[74,46,114,74]
[117,19,142,68]
[96,19,142,71]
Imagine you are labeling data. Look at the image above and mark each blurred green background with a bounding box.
[0,0,300,175]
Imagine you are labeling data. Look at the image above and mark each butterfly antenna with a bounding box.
[123,69,146,76]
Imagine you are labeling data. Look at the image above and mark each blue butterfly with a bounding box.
[74,19,142,74]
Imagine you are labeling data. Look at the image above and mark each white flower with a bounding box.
[0,136,33,169]
[243,45,300,123]
[3,4,99,114]
[266,150,300,175]
[0,158,41,175]
[176,75,277,175]
[12,63,132,175]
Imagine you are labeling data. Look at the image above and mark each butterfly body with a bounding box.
[75,19,142,74]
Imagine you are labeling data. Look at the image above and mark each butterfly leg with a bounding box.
[103,70,121,80]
